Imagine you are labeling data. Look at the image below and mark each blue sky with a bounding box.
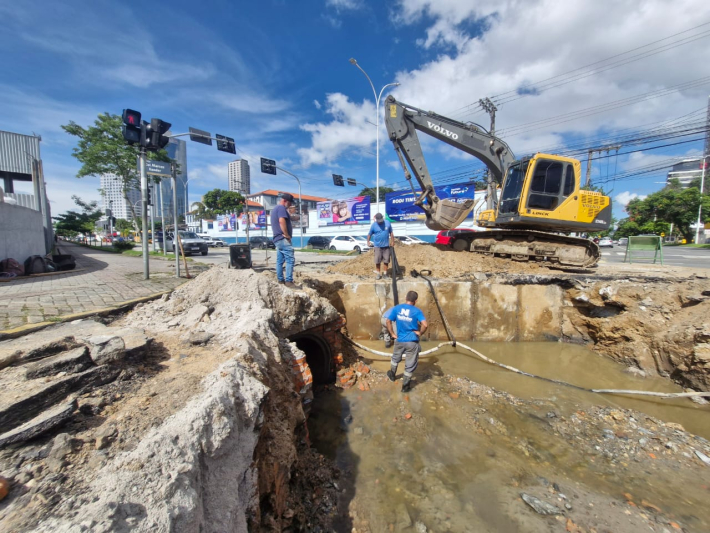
[1,0,709,220]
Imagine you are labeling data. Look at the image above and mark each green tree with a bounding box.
[114,218,133,236]
[62,113,170,232]
[358,186,394,203]
[53,195,103,237]
[202,189,245,215]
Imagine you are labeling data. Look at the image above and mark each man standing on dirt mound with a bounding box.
[367,212,394,280]
[385,291,428,392]
[271,192,300,289]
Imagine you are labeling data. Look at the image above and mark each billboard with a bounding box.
[217,214,236,232]
[316,196,371,227]
[385,183,486,222]
[239,210,267,230]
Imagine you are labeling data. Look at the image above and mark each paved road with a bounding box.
[0,242,192,331]
[599,246,709,269]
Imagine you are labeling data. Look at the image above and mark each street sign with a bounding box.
[332,174,344,186]
[261,158,277,175]
[216,134,236,154]
[346,178,357,186]
[189,127,212,146]
[145,160,172,177]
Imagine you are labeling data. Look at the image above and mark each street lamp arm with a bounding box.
[351,61,377,102]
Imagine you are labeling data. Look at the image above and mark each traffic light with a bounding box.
[332,174,344,186]
[216,134,236,154]
[111,217,116,226]
[148,118,171,150]
[261,157,277,175]
[122,109,141,145]
[146,186,153,206]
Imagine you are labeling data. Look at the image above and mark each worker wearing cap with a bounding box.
[367,213,394,280]
[271,192,300,289]
[385,291,427,392]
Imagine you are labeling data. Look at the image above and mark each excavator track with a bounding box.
[450,230,601,268]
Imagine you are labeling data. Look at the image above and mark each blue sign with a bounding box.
[385,183,481,222]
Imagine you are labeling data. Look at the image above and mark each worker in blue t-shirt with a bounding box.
[270,192,300,290]
[367,213,394,280]
[384,290,428,392]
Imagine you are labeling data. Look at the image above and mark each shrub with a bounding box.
[112,241,136,251]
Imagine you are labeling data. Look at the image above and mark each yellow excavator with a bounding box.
[384,96,611,268]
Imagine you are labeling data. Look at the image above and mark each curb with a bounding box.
[0,289,180,341]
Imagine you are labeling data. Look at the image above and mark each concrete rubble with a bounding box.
[0,266,342,532]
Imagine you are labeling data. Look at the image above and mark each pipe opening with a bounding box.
[292,334,334,385]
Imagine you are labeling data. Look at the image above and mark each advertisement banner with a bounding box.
[239,210,267,230]
[217,214,236,232]
[316,196,371,227]
[384,183,486,222]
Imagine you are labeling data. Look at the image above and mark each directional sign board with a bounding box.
[216,134,236,154]
[332,174,344,186]
[260,158,277,175]
[145,160,172,177]
[189,127,212,146]
[347,178,357,186]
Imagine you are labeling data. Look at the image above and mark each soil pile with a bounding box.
[327,241,556,278]
[0,267,343,532]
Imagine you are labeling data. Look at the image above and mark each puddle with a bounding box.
[308,342,710,532]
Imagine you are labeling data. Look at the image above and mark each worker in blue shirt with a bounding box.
[385,291,428,392]
[270,192,300,289]
[367,213,394,280]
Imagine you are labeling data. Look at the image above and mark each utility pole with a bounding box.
[150,183,156,252]
[696,155,708,245]
[159,180,166,255]
[479,97,498,211]
[585,145,621,187]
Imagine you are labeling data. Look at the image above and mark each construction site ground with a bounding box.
[0,241,708,532]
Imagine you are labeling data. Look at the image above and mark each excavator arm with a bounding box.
[384,95,515,230]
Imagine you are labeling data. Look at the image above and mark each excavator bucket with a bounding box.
[424,198,479,231]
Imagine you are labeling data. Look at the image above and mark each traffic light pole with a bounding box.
[150,183,156,252]
[172,162,180,278]
[139,147,150,280]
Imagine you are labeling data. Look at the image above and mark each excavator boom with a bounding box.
[384,96,514,230]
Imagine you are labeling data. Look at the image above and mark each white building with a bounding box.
[228,160,250,195]
[666,158,708,189]
[100,173,141,220]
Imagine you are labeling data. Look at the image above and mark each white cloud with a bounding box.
[615,191,647,207]
[314,100,322,110]
[298,93,377,167]
[326,0,364,10]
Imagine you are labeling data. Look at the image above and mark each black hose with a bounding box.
[390,246,400,305]
[412,269,456,347]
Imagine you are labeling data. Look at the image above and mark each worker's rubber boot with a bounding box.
[387,368,396,382]
[401,376,412,393]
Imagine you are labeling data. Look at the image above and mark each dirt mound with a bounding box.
[327,241,555,278]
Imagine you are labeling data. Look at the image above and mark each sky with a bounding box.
[1,0,709,222]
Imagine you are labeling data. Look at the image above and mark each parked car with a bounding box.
[200,236,227,247]
[598,237,614,248]
[396,236,426,245]
[618,237,628,246]
[329,235,370,253]
[249,236,275,249]
[165,231,208,256]
[434,228,476,246]
[306,236,332,250]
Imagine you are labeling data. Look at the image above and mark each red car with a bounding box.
[435,228,477,246]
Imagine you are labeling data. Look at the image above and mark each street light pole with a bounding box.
[696,155,708,244]
[349,58,399,214]
[276,166,303,248]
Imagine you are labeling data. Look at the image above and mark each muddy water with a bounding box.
[308,342,710,532]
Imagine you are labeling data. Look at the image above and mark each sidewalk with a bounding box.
[0,242,196,331]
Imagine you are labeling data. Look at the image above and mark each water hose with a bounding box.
[412,269,456,347]
[390,246,400,305]
[345,337,710,399]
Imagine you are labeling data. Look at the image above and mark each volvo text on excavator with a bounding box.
[384,96,611,268]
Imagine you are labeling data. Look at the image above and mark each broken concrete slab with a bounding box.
[86,336,125,366]
[24,347,92,379]
[0,366,121,433]
[188,331,214,345]
[0,399,77,448]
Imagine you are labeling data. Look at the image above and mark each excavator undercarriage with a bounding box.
[450,230,601,268]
